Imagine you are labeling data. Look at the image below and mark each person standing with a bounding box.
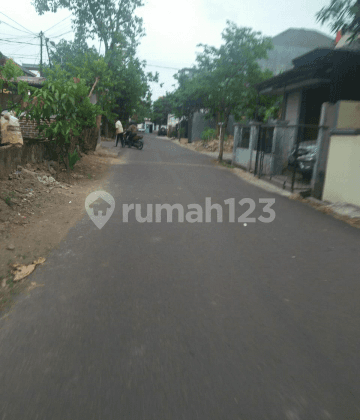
[115,118,124,147]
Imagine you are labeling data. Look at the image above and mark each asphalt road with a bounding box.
[1,134,360,420]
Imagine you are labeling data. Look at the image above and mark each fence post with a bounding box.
[232,123,241,166]
[311,103,336,199]
[249,121,261,173]
[270,120,289,176]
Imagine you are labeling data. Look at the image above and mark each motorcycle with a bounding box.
[123,132,144,150]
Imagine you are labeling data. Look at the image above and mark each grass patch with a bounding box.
[219,161,234,169]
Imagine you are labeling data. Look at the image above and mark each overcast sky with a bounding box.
[1,0,334,101]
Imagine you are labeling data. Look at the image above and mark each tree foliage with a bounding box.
[46,39,117,120]
[22,73,100,172]
[169,21,278,160]
[151,94,173,127]
[33,0,158,126]
[32,0,145,59]
[316,0,360,37]
[0,58,28,113]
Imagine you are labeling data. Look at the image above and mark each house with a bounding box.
[232,39,360,201]
[187,28,334,143]
[258,28,334,75]
[0,55,37,78]
[0,54,46,112]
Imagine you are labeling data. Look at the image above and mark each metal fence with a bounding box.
[256,124,322,192]
[234,123,328,193]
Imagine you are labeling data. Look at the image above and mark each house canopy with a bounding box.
[254,47,360,96]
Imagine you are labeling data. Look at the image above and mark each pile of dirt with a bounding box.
[0,152,116,311]
[0,155,107,227]
[185,137,234,153]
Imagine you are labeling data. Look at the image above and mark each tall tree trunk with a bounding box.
[216,112,221,137]
[96,115,102,146]
[104,117,109,138]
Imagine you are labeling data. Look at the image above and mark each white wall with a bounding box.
[284,91,301,125]
[323,135,360,207]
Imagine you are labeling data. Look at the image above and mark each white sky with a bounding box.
[1,0,334,101]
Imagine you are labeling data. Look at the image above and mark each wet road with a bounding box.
[1,135,360,420]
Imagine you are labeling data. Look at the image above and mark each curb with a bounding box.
[170,140,292,198]
[165,138,360,224]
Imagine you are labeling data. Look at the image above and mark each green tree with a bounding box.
[47,36,157,135]
[170,67,206,140]
[32,0,145,61]
[316,0,360,39]
[33,0,159,129]
[24,73,100,173]
[194,21,273,160]
[0,57,28,114]
[151,94,173,128]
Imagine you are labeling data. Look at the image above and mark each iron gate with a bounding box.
[254,125,274,178]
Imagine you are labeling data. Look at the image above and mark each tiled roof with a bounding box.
[16,76,46,86]
[0,54,37,77]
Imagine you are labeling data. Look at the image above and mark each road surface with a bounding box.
[1,134,360,420]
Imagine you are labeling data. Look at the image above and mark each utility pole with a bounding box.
[40,31,43,77]
[45,37,52,68]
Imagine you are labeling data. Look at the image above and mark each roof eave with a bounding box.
[258,78,331,96]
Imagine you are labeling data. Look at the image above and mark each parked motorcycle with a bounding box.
[123,132,144,150]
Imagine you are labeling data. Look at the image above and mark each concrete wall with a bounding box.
[335,101,360,129]
[0,139,55,179]
[311,102,337,199]
[188,112,216,143]
[188,112,234,143]
[234,148,252,169]
[322,135,360,207]
[284,91,301,125]
[234,148,272,174]
[227,115,235,136]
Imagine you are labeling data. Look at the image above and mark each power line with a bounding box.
[0,32,28,38]
[46,23,73,38]
[44,15,72,33]
[0,12,34,34]
[49,30,73,39]
[0,20,34,35]
[146,64,181,70]
[5,54,39,57]
[0,39,39,46]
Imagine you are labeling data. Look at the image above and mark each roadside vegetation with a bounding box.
[150,21,282,161]
[1,0,159,173]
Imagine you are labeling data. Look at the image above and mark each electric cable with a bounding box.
[44,14,72,33]
[0,12,35,34]
[0,20,34,35]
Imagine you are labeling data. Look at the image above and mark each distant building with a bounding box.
[259,28,334,75]
[167,114,179,127]
[334,29,360,50]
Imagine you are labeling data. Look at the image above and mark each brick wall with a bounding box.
[18,119,42,139]
[0,117,56,141]
[0,139,55,179]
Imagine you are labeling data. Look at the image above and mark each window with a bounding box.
[254,127,274,153]
[239,127,250,148]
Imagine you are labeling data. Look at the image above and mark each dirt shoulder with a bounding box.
[168,137,234,154]
[0,146,120,312]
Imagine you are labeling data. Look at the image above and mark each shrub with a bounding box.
[201,128,216,141]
